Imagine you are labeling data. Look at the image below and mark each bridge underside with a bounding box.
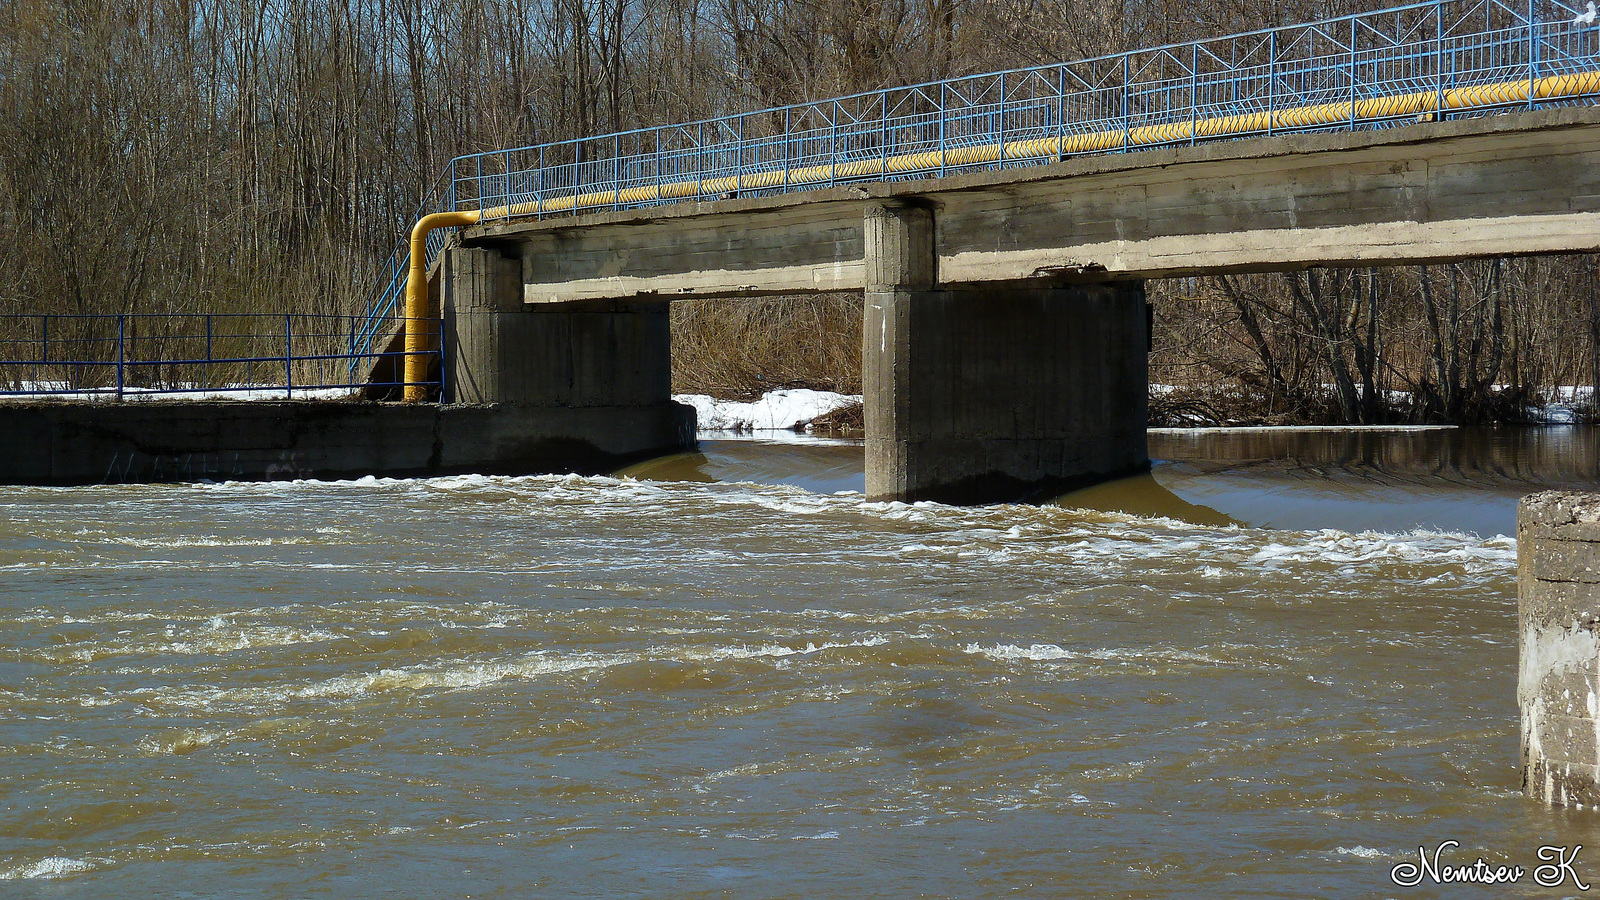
[438,109,1600,503]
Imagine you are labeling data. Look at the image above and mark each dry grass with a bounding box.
[809,401,865,435]
[671,294,862,400]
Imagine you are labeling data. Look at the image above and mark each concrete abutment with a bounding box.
[443,244,695,459]
[862,202,1150,504]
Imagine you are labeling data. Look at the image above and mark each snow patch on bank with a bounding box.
[675,389,861,432]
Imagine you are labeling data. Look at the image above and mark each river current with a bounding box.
[4,427,1599,897]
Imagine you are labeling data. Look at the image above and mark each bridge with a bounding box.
[4,0,1600,496]
[343,0,1600,502]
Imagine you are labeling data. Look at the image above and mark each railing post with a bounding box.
[115,315,124,401]
[1057,65,1066,158]
[1267,30,1277,135]
[736,116,744,195]
[1191,42,1199,144]
[880,90,890,175]
[830,101,839,185]
[285,314,293,399]
[1529,0,1539,110]
[475,155,483,216]
[205,314,212,390]
[939,81,948,175]
[436,315,448,404]
[998,71,1007,161]
[614,134,622,209]
[697,124,705,199]
[448,158,456,212]
[1350,15,1358,130]
[505,148,512,211]
[538,145,546,218]
[39,315,47,366]
[783,108,791,192]
[1122,53,1131,149]
[1435,0,1446,120]
[654,127,663,202]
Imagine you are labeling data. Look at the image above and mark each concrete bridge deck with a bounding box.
[465,108,1600,303]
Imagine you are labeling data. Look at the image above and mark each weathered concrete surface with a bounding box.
[444,246,675,409]
[864,283,1149,503]
[0,400,696,486]
[1519,491,1600,807]
[468,108,1600,303]
[509,200,866,303]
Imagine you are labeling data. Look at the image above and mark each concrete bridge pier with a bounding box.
[1519,491,1600,807]
[441,245,695,466]
[862,202,1150,504]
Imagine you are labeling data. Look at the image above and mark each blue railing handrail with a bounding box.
[0,313,442,400]
[346,0,1597,385]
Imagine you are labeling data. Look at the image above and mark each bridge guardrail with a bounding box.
[1,314,441,401]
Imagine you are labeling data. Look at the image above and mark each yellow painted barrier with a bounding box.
[401,69,1600,399]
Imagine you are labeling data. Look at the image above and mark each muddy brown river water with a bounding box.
[3,426,1599,898]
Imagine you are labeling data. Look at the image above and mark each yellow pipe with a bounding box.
[400,69,1600,399]
[403,210,479,401]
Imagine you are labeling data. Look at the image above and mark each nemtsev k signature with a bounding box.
[1390,841,1589,888]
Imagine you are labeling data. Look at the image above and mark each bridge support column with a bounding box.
[1519,491,1600,807]
[442,245,695,468]
[863,203,1148,504]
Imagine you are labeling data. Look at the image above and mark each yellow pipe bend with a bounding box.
[403,210,480,401]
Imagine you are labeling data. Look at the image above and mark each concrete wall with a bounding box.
[1519,491,1600,807]
[864,284,1149,503]
[0,400,696,486]
[446,246,672,408]
[468,108,1600,303]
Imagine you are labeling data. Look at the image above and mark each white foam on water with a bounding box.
[136,728,224,756]
[299,649,635,699]
[964,642,1238,667]
[0,856,98,880]
[681,637,890,662]
[966,642,1079,662]
[1331,846,1402,860]
[111,536,314,549]
[34,622,344,664]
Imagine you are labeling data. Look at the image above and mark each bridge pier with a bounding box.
[1519,491,1600,807]
[863,203,1149,504]
[442,245,695,464]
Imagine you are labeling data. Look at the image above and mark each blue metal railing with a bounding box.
[1,314,441,400]
[342,0,1594,377]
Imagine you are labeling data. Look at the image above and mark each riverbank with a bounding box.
[677,386,1600,438]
